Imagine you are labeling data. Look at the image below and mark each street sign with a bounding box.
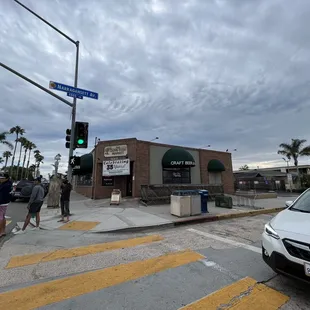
[49,81,98,100]
[69,156,81,168]
[67,92,83,100]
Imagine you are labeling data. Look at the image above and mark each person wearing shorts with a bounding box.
[15,177,45,234]
[0,173,12,238]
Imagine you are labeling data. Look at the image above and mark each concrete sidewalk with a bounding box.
[15,192,296,233]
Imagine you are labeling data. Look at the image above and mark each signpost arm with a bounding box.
[0,62,73,108]
[67,41,80,182]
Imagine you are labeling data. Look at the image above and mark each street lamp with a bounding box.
[226,148,237,152]
[14,0,79,183]
[150,137,159,142]
[201,145,211,148]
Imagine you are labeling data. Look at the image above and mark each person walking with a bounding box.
[0,173,12,238]
[15,177,45,234]
[58,179,72,223]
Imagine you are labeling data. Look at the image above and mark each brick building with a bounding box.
[74,138,234,199]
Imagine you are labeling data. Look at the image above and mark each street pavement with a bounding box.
[0,213,308,309]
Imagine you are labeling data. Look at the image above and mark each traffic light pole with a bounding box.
[67,41,80,182]
[13,0,79,182]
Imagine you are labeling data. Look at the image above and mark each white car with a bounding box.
[262,189,310,283]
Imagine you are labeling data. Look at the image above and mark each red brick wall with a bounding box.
[199,150,234,194]
[134,141,150,196]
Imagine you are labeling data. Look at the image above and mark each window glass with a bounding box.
[163,168,191,184]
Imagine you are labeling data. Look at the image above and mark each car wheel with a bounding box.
[21,186,33,197]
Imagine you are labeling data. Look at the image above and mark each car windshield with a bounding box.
[290,190,310,213]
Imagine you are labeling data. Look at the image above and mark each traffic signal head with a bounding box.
[75,122,89,148]
[65,129,71,148]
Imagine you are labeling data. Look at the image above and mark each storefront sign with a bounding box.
[103,159,130,176]
[170,160,195,166]
[104,145,127,157]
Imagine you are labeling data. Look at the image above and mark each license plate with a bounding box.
[304,262,310,277]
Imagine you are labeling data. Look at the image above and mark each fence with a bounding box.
[234,179,286,192]
[227,190,263,210]
[140,184,224,205]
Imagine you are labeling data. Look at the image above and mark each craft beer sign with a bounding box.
[104,145,127,157]
[170,160,195,167]
[103,159,130,176]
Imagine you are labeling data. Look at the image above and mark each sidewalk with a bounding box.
[17,192,296,233]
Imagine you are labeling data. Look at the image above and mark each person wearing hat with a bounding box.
[0,173,12,237]
[15,177,45,234]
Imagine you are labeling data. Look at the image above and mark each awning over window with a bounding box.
[73,153,93,175]
[207,159,226,172]
[162,148,195,168]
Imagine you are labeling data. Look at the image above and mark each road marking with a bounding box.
[0,250,204,310]
[58,220,100,231]
[179,276,289,309]
[187,228,261,254]
[6,234,164,269]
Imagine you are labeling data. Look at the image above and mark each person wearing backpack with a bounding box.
[0,173,13,238]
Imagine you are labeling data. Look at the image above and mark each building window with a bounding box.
[209,172,222,184]
[77,174,92,186]
[102,176,114,186]
[163,168,191,184]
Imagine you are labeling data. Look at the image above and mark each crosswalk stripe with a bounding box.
[6,234,164,269]
[0,250,203,310]
[58,220,100,231]
[179,276,289,310]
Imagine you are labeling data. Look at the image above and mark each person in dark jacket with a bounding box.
[59,179,72,223]
[0,173,13,237]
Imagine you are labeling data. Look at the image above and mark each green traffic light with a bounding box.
[77,139,84,145]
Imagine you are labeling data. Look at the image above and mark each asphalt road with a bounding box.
[0,214,309,309]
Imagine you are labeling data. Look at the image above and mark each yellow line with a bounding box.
[6,234,164,269]
[0,250,203,310]
[58,220,100,231]
[179,277,289,310]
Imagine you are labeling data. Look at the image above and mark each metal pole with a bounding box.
[67,41,80,182]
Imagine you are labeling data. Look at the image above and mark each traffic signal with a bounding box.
[74,121,89,148]
[65,129,71,148]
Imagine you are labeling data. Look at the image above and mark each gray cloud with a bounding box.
[1,0,310,176]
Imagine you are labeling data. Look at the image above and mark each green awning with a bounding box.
[208,159,225,172]
[162,148,195,168]
[73,153,93,175]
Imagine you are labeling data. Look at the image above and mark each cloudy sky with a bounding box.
[1,0,310,176]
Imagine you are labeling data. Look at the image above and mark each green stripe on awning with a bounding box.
[207,159,225,172]
[162,148,195,168]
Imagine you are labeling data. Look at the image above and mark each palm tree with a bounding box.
[9,126,25,176]
[239,165,249,171]
[2,151,12,171]
[16,137,28,180]
[0,157,3,166]
[25,141,36,179]
[34,150,44,177]
[29,164,36,179]
[278,138,310,185]
[0,131,13,150]
[20,139,31,180]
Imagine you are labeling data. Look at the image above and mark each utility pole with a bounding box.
[13,0,79,182]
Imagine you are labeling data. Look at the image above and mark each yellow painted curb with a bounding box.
[216,207,286,221]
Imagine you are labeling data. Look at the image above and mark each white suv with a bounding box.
[262,189,310,283]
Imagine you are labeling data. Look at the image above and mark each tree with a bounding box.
[16,137,28,180]
[9,126,25,176]
[25,141,36,179]
[34,150,44,178]
[239,165,249,171]
[2,151,12,171]
[278,138,310,185]
[0,157,3,165]
[20,139,31,180]
[0,131,13,150]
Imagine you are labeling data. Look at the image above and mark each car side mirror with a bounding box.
[285,200,293,208]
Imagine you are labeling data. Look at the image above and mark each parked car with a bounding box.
[10,179,49,202]
[262,189,310,283]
